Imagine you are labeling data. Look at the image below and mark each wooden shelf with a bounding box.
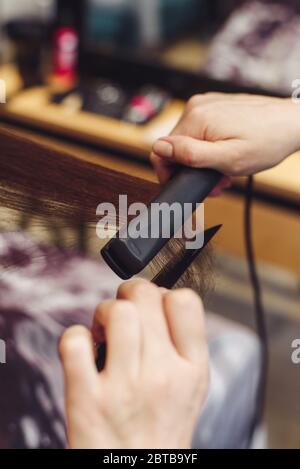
[1,86,183,159]
[2,84,300,205]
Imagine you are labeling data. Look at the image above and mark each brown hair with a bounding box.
[0,126,214,295]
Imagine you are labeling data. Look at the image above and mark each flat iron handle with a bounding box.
[153,167,222,207]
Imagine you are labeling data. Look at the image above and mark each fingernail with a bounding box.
[153,140,173,158]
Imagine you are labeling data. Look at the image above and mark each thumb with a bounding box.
[152,136,232,173]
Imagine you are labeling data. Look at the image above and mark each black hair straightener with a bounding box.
[101,167,223,280]
[96,167,223,371]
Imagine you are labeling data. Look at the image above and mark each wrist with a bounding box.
[284,98,300,154]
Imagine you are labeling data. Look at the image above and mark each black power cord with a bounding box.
[245,175,269,445]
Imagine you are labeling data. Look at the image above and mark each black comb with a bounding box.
[152,225,222,289]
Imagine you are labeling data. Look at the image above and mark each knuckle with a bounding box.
[220,143,249,177]
[188,106,204,122]
[117,282,128,298]
[230,154,247,176]
[117,278,150,299]
[131,279,156,299]
[204,91,221,100]
[109,300,135,321]
[186,94,202,110]
[180,141,198,166]
[60,326,88,357]
[171,288,202,308]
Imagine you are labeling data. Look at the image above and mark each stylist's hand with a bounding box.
[151,93,300,186]
[60,280,209,449]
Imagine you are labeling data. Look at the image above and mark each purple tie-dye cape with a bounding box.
[0,231,121,448]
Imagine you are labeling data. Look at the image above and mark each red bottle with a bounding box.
[53,0,79,87]
[53,26,78,85]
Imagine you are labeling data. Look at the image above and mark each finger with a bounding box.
[152,135,232,174]
[163,289,208,365]
[93,299,141,378]
[60,326,99,398]
[150,152,174,184]
[117,279,172,352]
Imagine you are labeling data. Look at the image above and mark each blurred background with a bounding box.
[2,0,300,93]
[0,0,300,450]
